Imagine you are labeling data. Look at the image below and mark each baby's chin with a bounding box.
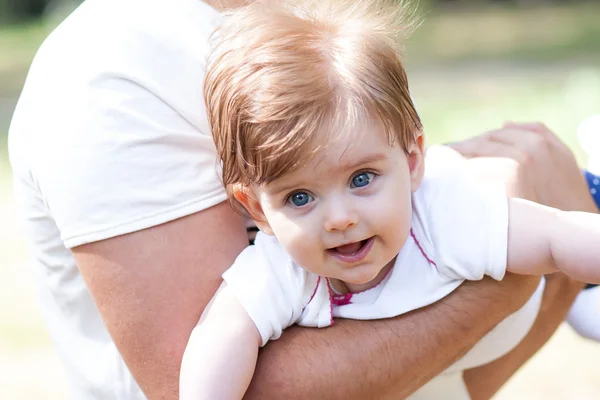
[338,263,389,286]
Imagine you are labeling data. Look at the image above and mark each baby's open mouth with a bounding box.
[330,239,369,255]
[326,237,375,263]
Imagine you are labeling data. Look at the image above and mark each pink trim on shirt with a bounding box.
[326,278,354,305]
[324,261,397,321]
[410,228,437,268]
[332,292,353,306]
[325,278,336,325]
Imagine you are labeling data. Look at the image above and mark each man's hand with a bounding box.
[448,122,598,213]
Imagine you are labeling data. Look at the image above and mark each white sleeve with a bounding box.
[8,0,226,248]
[412,146,509,281]
[222,232,307,347]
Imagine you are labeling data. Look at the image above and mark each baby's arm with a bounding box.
[180,282,261,400]
[507,198,600,283]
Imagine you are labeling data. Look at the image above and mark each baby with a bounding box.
[181,1,600,398]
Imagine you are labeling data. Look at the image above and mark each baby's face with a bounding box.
[253,120,424,288]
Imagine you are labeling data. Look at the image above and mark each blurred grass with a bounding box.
[403,1,600,163]
[0,21,54,92]
[409,65,600,162]
[1,2,600,399]
[408,2,600,65]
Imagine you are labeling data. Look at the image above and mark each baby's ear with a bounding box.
[232,185,274,235]
[408,134,425,192]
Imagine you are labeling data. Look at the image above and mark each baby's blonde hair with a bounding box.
[205,0,423,193]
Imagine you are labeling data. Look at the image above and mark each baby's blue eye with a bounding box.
[288,191,313,207]
[351,172,375,188]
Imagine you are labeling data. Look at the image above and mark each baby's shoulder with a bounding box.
[413,146,474,210]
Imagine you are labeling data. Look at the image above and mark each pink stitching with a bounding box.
[332,292,353,306]
[410,228,437,268]
[326,278,335,325]
[326,278,353,305]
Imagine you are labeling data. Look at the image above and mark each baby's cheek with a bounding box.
[379,199,411,241]
[378,196,408,223]
[278,227,318,262]
[287,241,321,274]
[293,236,319,260]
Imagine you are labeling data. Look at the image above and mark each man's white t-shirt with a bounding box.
[223,148,546,399]
[9,0,224,398]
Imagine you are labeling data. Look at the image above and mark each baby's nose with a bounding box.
[324,202,358,232]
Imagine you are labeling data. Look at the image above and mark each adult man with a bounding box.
[8,0,593,398]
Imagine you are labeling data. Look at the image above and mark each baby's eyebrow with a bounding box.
[263,152,388,195]
[263,179,304,196]
[336,152,388,171]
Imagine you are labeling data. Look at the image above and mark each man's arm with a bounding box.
[464,272,584,400]
[245,274,540,399]
[72,202,249,399]
[73,200,540,400]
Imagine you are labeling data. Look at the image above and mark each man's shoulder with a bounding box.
[11,0,221,145]
[35,0,220,74]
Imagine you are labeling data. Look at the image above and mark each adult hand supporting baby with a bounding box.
[449,122,590,399]
[449,122,598,213]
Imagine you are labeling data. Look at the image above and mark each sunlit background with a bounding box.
[1,0,599,398]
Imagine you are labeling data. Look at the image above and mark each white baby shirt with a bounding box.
[224,147,510,344]
[223,146,546,399]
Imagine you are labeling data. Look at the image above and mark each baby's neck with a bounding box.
[331,257,395,294]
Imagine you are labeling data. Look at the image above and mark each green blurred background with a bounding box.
[1,1,600,398]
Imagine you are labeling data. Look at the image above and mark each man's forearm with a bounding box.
[463,274,584,400]
[245,274,540,399]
